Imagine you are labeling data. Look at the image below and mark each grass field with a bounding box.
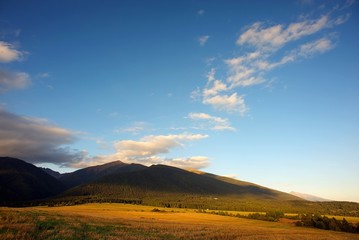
[1,203,358,240]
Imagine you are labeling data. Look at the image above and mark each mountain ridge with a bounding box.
[63,163,300,202]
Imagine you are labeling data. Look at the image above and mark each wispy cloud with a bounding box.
[197,9,205,16]
[75,133,209,169]
[0,69,31,93]
[114,121,150,134]
[0,108,85,165]
[36,72,50,79]
[203,92,247,115]
[188,112,235,131]
[194,6,350,115]
[197,68,248,114]
[226,14,345,89]
[237,15,330,50]
[0,41,25,62]
[198,35,210,46]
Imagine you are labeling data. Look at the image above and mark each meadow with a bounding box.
[1,203,359,240]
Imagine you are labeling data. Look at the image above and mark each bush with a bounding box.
[247,211,284,222]
[296,214,358,233]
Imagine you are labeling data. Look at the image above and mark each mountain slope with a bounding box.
[64,164,300,201]
[0,157,66,203]
[59,161,146,188]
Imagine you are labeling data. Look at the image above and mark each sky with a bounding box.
[0,0,358,202]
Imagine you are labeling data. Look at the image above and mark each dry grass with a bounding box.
[0,203,358,239]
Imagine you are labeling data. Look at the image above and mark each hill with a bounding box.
[0,157,66,203]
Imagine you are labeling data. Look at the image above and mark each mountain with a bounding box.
[0,157,66,203]
[40,167,62,179]
[59,161,147,188]
[290,191,332,202]
[63,164,301,204]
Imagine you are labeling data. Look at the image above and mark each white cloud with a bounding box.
[203,80,227,97]
[253,37,335,71]
[203,93,247,115]
[197,9,205,16]
[237,15,329,50]
[0,41,24,62]
[114,133,207,158]
[199,68,246,114]
[0,108,85,165]
[207,68,216,82]
[188,112,235,131]
[226,56,265,88]
[203,68,228,97]
[194,68,248,115]
[198,35,210,46]
[76,133,210,169]
[189,112,226,123]
[298,37,334,56]
[0,69,31,93]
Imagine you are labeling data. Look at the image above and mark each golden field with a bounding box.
[1,203,358,240]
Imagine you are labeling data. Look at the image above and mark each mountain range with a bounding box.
[3,156,359,216]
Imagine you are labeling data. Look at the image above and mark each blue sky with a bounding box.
[0,0,358,202]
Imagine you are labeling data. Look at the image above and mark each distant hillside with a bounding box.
[290,191,332,202]
[0,157,66,203]
[59,161,146,188]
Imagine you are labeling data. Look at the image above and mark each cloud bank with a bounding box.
[0,108,85,165]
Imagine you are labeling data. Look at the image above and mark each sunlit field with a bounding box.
[1,203,358,240]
